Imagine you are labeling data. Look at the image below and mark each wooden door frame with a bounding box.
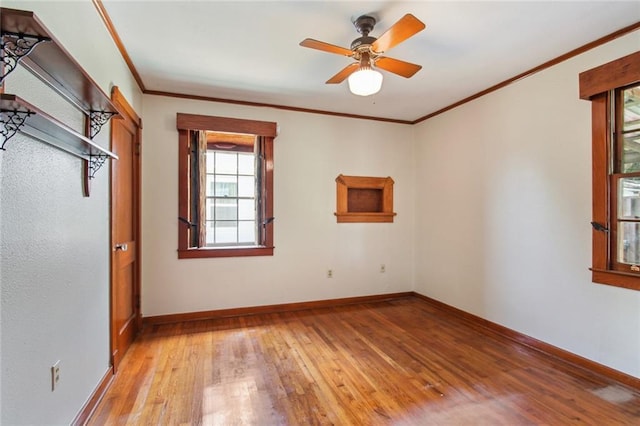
[110,86,142,372]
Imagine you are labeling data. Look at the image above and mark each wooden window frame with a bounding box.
[177,113,276,259]
[579,51,640,290]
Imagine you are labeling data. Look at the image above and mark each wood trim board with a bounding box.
[71,367,114,426]
[579,50,640,99]
[411,292,640,391]
[143,292,414,325]
[143,292,640,391]
[91,1,640,125]
[412,22,640,124]
[91,0,146,91]
[82,291,639,424]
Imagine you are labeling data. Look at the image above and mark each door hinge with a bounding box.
[134,143,141,155]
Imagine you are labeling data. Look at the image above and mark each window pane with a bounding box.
[215,175,237,197]
[238,199,255,220]
[206,150,215,171]
[206,198,215,220]
[215,221,237,244]
[622,85,640,172]
[215,152,237,174]
[204,150,258,246]
[619,177,640,219]
[215,199,237,220]
[206,175,215,196]
[623,85,640,132]
[205,221,216,245]
[238,153,255,175]
[622,130,640,173]
[618,222,640,265]
[238,176,255,197]
[238,221,256,243]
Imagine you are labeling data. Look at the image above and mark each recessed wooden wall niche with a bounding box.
[335,175,396,223]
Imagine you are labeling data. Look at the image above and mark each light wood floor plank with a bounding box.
[88,297,640,425]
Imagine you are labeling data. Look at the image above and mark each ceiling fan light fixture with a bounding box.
[348,66,383,96]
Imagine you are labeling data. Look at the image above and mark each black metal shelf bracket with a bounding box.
[88,152,109,178]
[89,110,118,139]
[1,8,121,197]
[0,108,35,150]
[1,31,50,85]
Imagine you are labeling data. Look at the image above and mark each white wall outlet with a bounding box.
[327,269,333,278]
[380,264,386,273]
[51,361,60,392]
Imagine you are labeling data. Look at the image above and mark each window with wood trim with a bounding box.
[579,51,640,291]
[177,113,276,258]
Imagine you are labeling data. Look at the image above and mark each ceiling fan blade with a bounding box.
[326,63,359,84]
[371,14,425,53]
[299,38,353,57]
[375,57,422,78]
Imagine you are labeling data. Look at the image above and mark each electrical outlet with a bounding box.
[51,361,60,392]
[380,264,386,273]
[327,269,333,278]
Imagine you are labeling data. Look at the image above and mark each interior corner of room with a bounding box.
[1,0,639,424]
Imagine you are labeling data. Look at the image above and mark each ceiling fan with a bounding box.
[299,14,426,96]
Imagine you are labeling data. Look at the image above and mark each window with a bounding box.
[580,51,640,290]
[177,114,276,258]
[612,85,640,271]
[205,149,257,246]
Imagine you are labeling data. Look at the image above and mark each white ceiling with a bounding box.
[101,1,640,122]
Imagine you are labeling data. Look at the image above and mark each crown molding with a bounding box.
[92,0,146,91]
[411,21,640,124]
[92,1,639,126]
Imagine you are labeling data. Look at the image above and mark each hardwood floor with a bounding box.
[88,297,640,425]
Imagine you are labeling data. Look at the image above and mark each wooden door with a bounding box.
[110,87,142,371]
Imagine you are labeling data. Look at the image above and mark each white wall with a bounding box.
[1,3,637,424]
[0,74,3,422]
[0,1,142,424]
[141,96,415,316]
[413,30,640,378]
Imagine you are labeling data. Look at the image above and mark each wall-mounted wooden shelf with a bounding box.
[0,7,121,195]
[1,94,118,176]
[335,175,396,223]
[1,8,119,122]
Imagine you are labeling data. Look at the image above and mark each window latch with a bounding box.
[262,217,275,226]
[179,217,196,227]
[590,222,608,232]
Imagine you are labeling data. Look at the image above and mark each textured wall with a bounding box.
[1,2,638,424]
[413,30,640,378]
[0,1,142,424]
[1,68,111,426]
[141,95,416,316]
